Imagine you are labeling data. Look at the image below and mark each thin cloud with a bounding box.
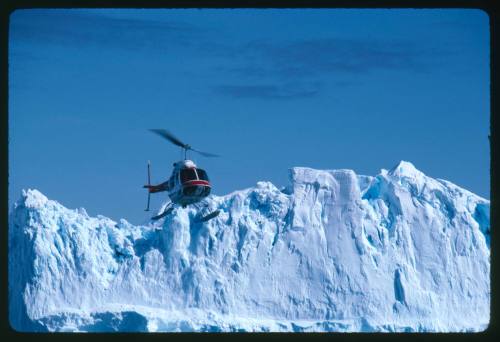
[9,11,455,101]
[236,38,444,77]
[208,36,451,100]
[10,10,200,52]
[213,82,321,100]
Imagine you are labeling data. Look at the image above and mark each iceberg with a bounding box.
[8,161,490,332]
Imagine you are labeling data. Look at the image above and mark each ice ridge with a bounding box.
[8,162,490,332]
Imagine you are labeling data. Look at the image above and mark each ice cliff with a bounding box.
[8,161,490,332]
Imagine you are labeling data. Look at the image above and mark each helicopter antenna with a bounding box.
[149,129,220,158]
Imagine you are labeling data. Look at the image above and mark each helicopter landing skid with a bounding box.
[151,203,175,221]
[191,201,221,223]
[151,202,220,222]
[195,209,221,223]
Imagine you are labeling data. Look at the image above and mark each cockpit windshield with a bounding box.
[180,168,197,183]
[196,169,209,181]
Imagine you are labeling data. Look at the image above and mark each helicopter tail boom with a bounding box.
[143,183,169,193]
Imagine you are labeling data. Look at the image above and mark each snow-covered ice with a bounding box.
[8,161,490,332]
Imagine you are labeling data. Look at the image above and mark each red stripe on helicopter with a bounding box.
[183,180,211,186]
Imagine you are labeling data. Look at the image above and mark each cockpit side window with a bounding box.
[196,169,209,181]
[180,168,197,183]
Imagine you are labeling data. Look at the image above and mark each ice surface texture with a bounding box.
[9,161,490,332]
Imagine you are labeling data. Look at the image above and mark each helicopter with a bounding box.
[143,129,221,222]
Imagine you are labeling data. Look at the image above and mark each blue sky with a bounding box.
[9,9,489,224]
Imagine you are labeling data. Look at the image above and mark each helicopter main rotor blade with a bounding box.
[149,128,220,157]
[149,129,187,148]
[190,148,220,158]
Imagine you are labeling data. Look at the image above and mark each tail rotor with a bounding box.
[145,160,151,211]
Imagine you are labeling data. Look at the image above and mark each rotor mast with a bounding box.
[183,144,191,160]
